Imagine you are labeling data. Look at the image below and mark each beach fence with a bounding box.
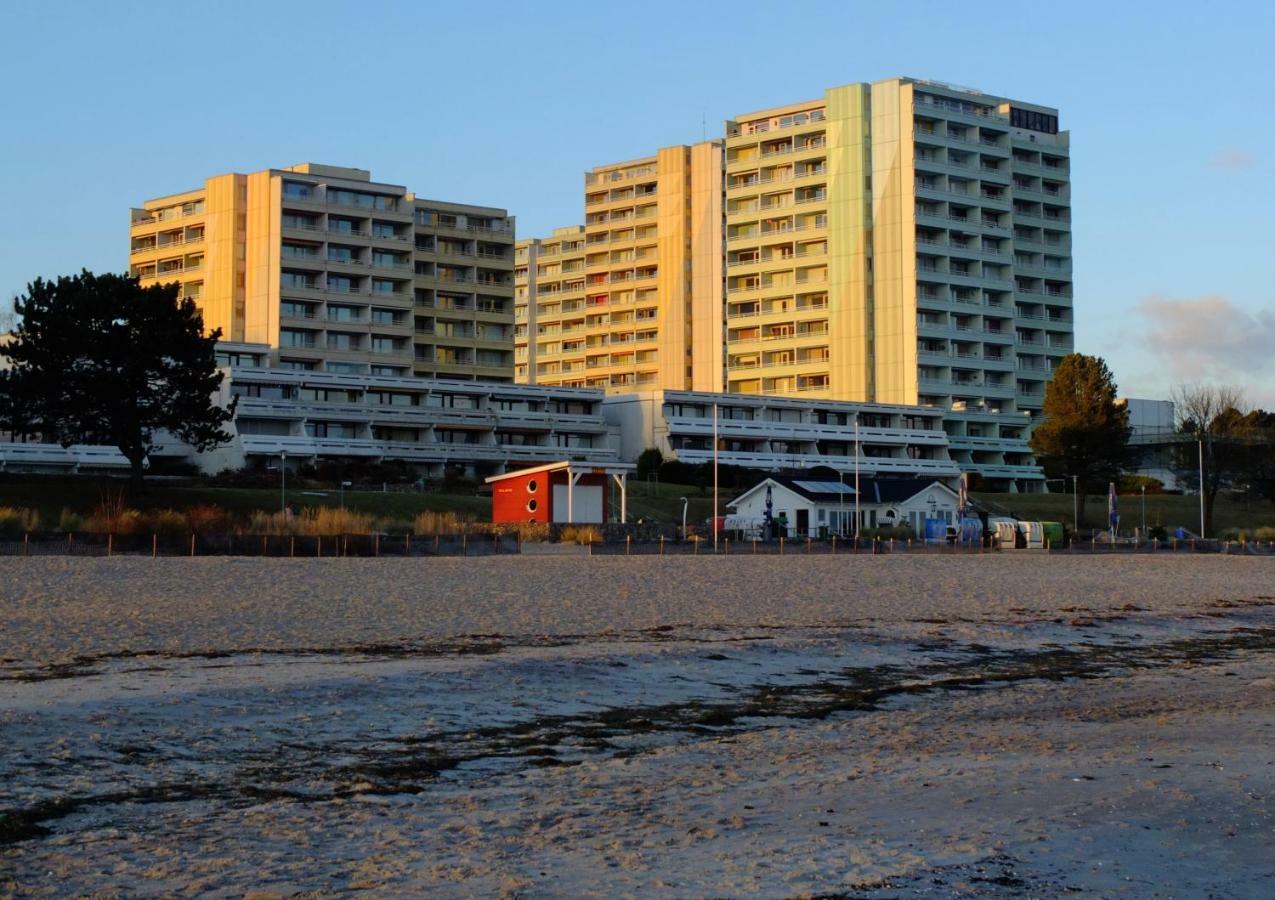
[3,531,1270,559]
[0,531,521,558]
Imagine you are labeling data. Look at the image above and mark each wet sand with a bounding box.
[2,555,1274,896]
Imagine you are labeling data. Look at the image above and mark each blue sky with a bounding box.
[2,0,1272,403]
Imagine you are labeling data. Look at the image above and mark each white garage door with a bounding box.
[552,484,604,523]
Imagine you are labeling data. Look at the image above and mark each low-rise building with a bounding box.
[601,389,1044,490]
[727,474,961,538]
[0,343,619,476]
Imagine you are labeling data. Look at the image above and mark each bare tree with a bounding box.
[0,295,16,334]
[1172,383,1250,536]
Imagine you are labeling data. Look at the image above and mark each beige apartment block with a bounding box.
[514,142,723,393]
[129,164,515,380]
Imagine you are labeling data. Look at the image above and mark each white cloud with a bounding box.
[1209,148,1256,171]
[1134,295,1275,405]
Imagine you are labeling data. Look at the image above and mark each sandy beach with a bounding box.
[2,555,1274,896]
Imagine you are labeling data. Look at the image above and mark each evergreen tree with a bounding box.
[1028,354,1132,527]
[0,271,235,487]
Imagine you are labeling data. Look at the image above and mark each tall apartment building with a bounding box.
[517,77,1070,490]
[514,144,723,393]
[128,163,516,381]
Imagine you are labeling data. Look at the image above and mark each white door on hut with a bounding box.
[551,484,603,523]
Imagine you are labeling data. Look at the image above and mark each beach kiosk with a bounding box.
[486,461,635,525]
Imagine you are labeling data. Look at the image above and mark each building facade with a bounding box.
[129,163,516,381]
[514,143,723,393]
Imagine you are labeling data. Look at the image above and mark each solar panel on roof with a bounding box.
[792,480,857,495]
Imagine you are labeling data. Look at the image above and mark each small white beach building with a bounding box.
[726,474,962,538]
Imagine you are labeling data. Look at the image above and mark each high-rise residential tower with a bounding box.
[129,164,516,380]
[514,143,723,393]
[516,77,1071,489]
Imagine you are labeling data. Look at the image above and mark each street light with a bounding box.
[339,480,352,509]
[680,496,689,542]
[1141,484,1146,539]
[280,450,287,515]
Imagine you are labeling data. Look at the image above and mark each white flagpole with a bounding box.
[713,401,719,553]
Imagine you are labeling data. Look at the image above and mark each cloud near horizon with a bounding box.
[1209,148,1256,172]
[1133,295,1275,403]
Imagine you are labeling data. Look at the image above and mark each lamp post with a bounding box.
[1071,474,1078,531]
[340,480,352,510]
[1140,484,1146,539]
[853,412,861,542]
[680,496,688,543]
[1198,438,1206,539]
[280,450,287,515]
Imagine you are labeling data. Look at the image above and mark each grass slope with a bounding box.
[0,477,721,528]
[974,491,1275,533]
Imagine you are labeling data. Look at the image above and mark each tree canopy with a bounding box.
[0,271,235,485]
[1028,353,1132,526]
[1171,384,1271,535]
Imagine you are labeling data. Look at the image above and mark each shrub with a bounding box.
[1219,527,1250,542]
[151,509,189,537]
[513,522,550,544]
[1253,526,1275,541]
[559,525,601,545]
[0,507,39,537]
[185,504,232,533]
[58,508,84,532]
[635,448,664,481]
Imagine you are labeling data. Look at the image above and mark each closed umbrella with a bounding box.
[764,482,774,538]
[1108,482,1119,539]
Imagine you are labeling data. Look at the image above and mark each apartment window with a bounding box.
[282,181,314,199]
[327,275,357,293]
[324,363,365,375]
[1010,108,1059,135]
[372,279,396,294]
[278,358,317,371]
[372,222,397,239]
[327,304,361,322]
[306,421,358,438]
[328,245,358,263]
[371,308,399,325]
[281,271,315,289]
[280,301,315,319]
[279,329,315,348]
[327,333,360,351]
[370,365,403,377]
[371,336,399,354]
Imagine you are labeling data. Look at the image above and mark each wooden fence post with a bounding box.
[375,533,380,557]
[626,534,631,556]
[291,535,296,558]
[152,534,158,559]
[262,535,268,557]
[806,536,812,554]
[832,535,836,555]
[190,533,195,557]
[24,532,29,557]
[107,533,112,557]
[779,537,785,556]
[659,535,665,555]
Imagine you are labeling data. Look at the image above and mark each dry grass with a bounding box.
[413,510,479,535]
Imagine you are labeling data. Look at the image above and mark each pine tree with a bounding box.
[0,271,235,487]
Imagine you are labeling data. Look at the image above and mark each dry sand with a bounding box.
[2,555,1274,897]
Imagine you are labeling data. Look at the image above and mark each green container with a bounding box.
[1041,521,1065,549]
